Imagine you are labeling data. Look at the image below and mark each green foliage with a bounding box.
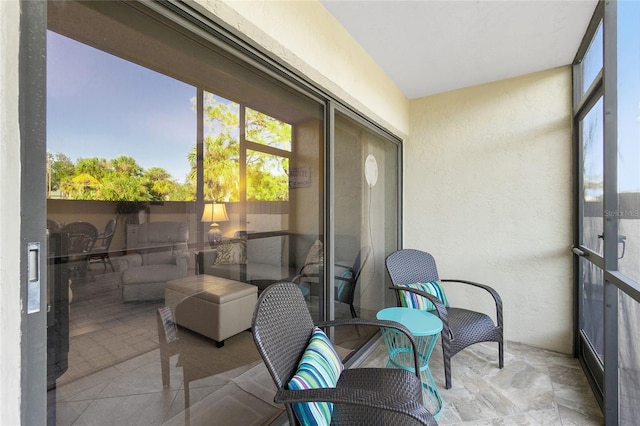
[47,94,291,203]
[47,152,74,192]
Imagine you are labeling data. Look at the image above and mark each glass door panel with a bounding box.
[580,258,604,361]
[582,97,604,254]
[46,2,324,425]
[332,111,399,352]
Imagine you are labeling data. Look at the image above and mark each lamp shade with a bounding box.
[201,203,229,224]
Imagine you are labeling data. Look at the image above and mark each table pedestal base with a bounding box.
[381,329,443,417]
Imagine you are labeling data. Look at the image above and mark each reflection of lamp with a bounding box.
[201,203,229,247]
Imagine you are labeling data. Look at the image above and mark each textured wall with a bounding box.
[0,0,23,423]
[407,67,573,353]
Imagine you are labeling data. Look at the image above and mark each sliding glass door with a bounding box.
[573,2,640,423]
[42,1,401,425]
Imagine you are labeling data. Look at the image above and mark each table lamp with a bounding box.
[201,203,229,247]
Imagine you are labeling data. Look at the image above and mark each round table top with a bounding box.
[377,307,443,336]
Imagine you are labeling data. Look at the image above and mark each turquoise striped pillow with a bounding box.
[398,281,449,312]
[287,327,344,426]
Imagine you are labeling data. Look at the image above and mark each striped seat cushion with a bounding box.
[398,281,449,312]
[287,327,344,426]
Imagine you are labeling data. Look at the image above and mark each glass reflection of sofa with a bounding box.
[118,222,189,302]
[197,233,296,284]
[198,234,359,289]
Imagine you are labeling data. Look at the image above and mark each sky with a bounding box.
[47,31,197,183]
[616,1,640,194]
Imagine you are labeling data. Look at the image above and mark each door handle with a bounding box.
[572,247,588,257]
[27,242,41,314]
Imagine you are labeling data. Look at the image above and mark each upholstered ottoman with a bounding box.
[165,275,257,347]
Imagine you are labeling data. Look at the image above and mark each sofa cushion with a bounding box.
[214,239,247,265]
[143,244,175,265]
[300,239,323,275]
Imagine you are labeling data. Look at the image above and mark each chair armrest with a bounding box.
[389,285,451,340]
[196,249,217,274]
[174,252,189,275]
[275,387,437,425]
[441,278,503,327]
[118,253,142,271]
[199,249,217,264]
[317,318,422,377]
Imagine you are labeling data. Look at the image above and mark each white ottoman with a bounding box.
[165,275,258,347]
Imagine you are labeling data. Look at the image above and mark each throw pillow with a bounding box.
[213,239,247,265]
[300,239,324,275]
[334,266,354,303]
[157,306,177,343]
[398,281,449,312]
[287,327,344,426]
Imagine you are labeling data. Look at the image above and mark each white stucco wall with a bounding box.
[0,0,23,424]
[194,0,410,137]
[407,67,574,353]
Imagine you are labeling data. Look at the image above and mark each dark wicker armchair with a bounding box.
[60,221,98,276]
[87,218,117,271]
[386,249,503,389]
[252,282,438,426]
[293,246,371,318]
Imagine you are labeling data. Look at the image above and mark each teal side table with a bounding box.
[377,307,443,417]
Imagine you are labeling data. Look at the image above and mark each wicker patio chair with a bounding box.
[386,249,503,389]
[60,221,98,276]
[87,218,117,271]
[293,246,372,318]
[252,282,438,426]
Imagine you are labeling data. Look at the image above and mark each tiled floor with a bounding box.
[53,265,604,425]
[359,340,604,425]
[55,335,604,424]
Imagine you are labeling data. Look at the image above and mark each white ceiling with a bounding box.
[320,0,598,99]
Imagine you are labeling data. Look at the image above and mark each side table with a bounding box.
[377,306,443,417]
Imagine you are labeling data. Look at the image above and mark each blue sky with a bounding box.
[47,31,197,183]
[617,2,640,194]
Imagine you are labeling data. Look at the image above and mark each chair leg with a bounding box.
[498,340,504,369]
[443,346,452,390]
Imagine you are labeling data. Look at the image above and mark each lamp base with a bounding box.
[208,225,222,248]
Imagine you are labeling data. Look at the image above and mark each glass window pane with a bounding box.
[619,290,640,425]
[581,22,603,94]
[246,107,292,152]
[46,2,324,425]
[202,92,240,202]
[47,31,197,202]
[330,112,399,348]
[617,0,640,282]
[246,150,289,201]
[582,97,604,254]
